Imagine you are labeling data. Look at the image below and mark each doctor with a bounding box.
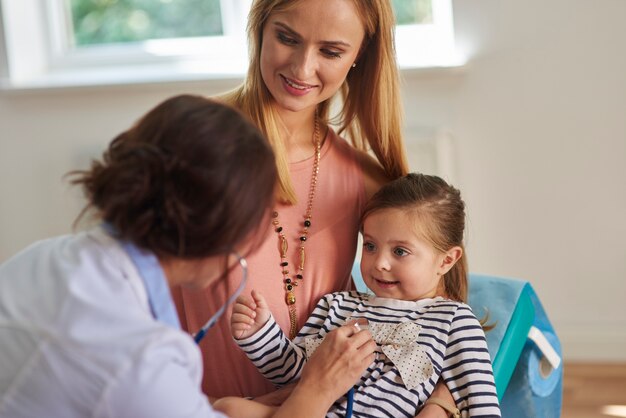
[0,95,376,418]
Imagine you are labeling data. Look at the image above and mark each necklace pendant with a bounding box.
[299,246,305,270]
[280,236,288,257]
[285,291,296,305]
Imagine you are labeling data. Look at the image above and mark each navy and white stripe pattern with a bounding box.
[236,291,501,417]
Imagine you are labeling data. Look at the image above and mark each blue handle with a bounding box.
[345,388,354,417]
[194,328,207,344]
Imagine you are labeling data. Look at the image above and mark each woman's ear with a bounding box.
[438,246,463,276]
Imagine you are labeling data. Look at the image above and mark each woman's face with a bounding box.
[162,252,237,290]
[175,213,272,290]
[260,0,365,115]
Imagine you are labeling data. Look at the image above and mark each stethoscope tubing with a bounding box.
[194,253,248,344]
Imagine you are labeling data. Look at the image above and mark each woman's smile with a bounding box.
[280,74,317,96]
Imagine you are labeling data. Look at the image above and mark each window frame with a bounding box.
[46,0,249,67]
[0,0,462,91]
[395,0,460,68]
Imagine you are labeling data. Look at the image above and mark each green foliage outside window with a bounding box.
[392,0,433,25]
[69,0,223,46]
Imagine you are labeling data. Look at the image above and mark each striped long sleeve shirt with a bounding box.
[236,291,501,417]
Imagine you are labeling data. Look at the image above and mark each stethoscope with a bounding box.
[190,253,356,418]
[193,252,248,344]
[345,322,370,418]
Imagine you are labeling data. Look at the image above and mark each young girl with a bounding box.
[215,173,501,418]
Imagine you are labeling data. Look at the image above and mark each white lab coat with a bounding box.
[0,227,226,418]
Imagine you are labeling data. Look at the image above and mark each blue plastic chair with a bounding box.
[351,266,563,416]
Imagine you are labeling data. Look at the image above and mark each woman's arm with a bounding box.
[439,306,501,417]
[416,381,457,417]
[252,384,295,406]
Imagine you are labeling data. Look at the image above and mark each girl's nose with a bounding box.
[374,253,391,272]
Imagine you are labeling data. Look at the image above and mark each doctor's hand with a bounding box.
[274,321,375,418]
[231,289,271,340]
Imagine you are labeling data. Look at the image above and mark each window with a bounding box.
[53,0,244,72]
[393,0,433,25]
[393,0,460,68]
[0,0,462,91]
[67,0,224,46]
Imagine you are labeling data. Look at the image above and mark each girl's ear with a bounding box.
[438,246,463,276]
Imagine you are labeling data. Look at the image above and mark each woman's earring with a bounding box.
[351,63,356,68]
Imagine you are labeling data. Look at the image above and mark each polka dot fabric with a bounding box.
[370,321,433,390]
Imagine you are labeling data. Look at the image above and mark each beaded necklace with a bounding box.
[271,117,321,339]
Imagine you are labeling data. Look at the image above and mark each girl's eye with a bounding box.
[363,242,376,252]
[393,247,409,257]
[277,32,297,45]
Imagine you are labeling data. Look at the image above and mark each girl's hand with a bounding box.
[230,289,271,340]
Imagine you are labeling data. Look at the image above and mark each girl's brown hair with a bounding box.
[71,94,277,259]
[362,173,468,302]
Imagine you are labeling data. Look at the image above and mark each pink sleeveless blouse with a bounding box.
[172,129,367,397]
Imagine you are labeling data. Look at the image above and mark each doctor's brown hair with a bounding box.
[71,95,277,259]
[361,173,469,302]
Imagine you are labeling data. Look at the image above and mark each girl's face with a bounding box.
[360,208,452,301]
[260,0,365,115]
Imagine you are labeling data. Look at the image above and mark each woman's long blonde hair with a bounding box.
[221,0,408,203]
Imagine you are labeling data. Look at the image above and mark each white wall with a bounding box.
[1,0,624,361]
